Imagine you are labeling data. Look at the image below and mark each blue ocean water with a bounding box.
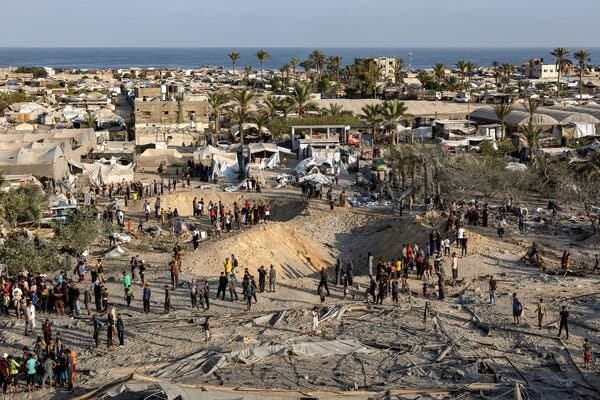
[0,47,599,70]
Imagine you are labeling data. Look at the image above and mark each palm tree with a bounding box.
[231,90,256,144]
[289,57,299,81]
[280,63,291,86]
[243,66,253,84]
[493,102,512,139]
[308,50,327,78]
[464,61,476,84]
[521,121,542,161]
[456,60,468,85]
[289,85,316,116]
[207,91,230,133]
[381,100,408,144]
[255,50,270,79]
[279,97,295,118]
[536,81,552,97]
[491,60,502,88]
[416,71,433,89]
[550,47,572,97]
[254,113,270,141]
[327,56,342,82]
[433,64,446,86]
[321,103,345,117]
[262,95,282,119]
[574,49,591,99]
[524,97,541,120]
[443,75,462,92]
[361,103,383,146]
[228,52,240,75]
[501,63,516,91]
[393,58,405,84]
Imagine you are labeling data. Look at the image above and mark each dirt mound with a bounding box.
[185,222,335,279]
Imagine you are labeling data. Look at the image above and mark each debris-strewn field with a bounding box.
[1,172,599,400]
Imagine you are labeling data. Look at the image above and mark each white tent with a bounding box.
[193,145,223,162]
[73,158,135,186]
[211,153,239,181]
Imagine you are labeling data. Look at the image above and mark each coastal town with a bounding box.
[0,46,599,400]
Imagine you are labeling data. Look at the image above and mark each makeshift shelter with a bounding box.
[136,148,185,171]
[0,145,70,180]
[210,152,239,181]
[248,142,293,170]
[71,158,135,186]
[193,145,223,162]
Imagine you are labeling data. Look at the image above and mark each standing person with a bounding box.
[535,298,546,330]
[245,283,254,312]
[346,261,354,287]
[228,278,238,302]
[7,355,19,395]
[311,306,319,336]
[93,315,102,347]
[457,226,464,248]
[557,305,570,339]
[106,312,115,350]
[461,233,468,257]
[202,317,210,342]
[319,267,330,296]
[437,272,445,300]
[41,354,55,389]
[97,258,106,284]
[269,265,276,292]
[116,314,125,347]
[203,281,210,310]
[190,280,198,308]
[216,272,227,300]
[142,284,151,313]
[24,300,35,336]
[367,252,374,277]
[25,353,37,393]
[83,286,92,315]
[223,257,232,282]
[0,353,9,395]
[335,257,342,285]
[42,319,52,345]
[258,266,267,293]
[583,338,592,371]
[391,280,399,307]
[451,252,459,280]
[170,259,179,290]
[489,275,497,305]
[512,293,523,325]
[164,286,173,314]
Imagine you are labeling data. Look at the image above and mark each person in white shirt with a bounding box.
[12,287,23,319]
[367,252,374,276]
[24,299,36,335]
[457,227,465,248]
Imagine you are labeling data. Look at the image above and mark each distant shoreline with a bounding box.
[1,47,599,70]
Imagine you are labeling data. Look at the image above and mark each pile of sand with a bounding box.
[185,222,335,279]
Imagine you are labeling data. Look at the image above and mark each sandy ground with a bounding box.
[1,169,599,399]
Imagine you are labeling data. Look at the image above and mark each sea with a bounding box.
[1,47,599,71]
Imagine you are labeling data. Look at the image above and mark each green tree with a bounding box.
[550,47,572,97]
[393,58,405,84]
[493,102,512,139]
[360,103,383,146]
[289,85,316,116]
[254,113,270,141]
[84,112,97,129]
[289,57,299,81]
[321,103,347,117]
[443,75,462,91]
[574,49,591,99]
[255,50,271,79]
[231,89,256,144]
[0,185,44,228]
[53,209,105,254]
[207,91,230,133]
[381,100,408,144]
[433,64,446,86]
[0,238,59,275]
[308,50,327,79]
[262,95,283,119]
[228,52,240,75]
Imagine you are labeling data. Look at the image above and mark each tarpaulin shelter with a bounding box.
[0,145,70,180]
[70,158,135,186]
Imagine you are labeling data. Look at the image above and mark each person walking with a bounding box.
[583,338,591,371]
[557,305,569,339]
[489,276,497,305]
[318,267,330,296]
[258,266,267,293]
[535,298,546,330]
[512,293,523,325]
[24,300,35,336]
[367,252,374,277]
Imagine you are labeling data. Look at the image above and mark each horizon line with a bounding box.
[1,45,599,49]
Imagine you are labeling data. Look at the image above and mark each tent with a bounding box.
[137,148,185,170]
[211,153,239,181]
[0,145,70,180]
[193,145,223,162]
[71,158,135,186]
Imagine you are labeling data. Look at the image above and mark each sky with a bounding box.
[1,0,599,47]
